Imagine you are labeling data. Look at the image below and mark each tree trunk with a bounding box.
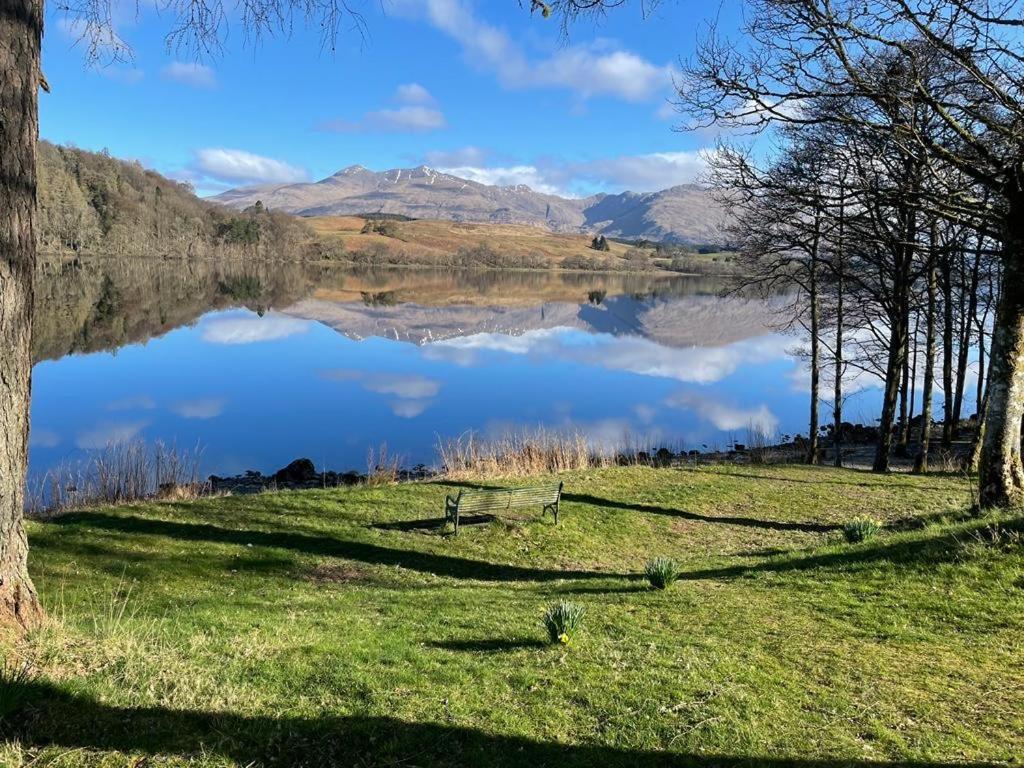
[873,313,908,472]
[952,243,981,432]
[807,229,820,465]
[0,0,43,628]
[833,267,844,468]
[915,234,938,474]
[941,255,955,449]
[896,320,911,456]
[908,312,919,436]
[979,199,1024,508]
[976,326,986,418]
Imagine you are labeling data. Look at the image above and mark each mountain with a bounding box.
[212,165,727,244]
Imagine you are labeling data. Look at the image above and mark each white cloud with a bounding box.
[106,395,156,411]
[431,327,792,385]
[428,149,712,196]
[320,370,441,418]
[322,370,441,399]
[437,164,563,195]
[319,84,447,134]
[193,148,309,185]
[390,399,434,418]
[321,106,447,134]
[665,391,779,435]
[390,0,671,102]
[161,61,217,88]
[201,314,311,345]
[171,397,227,419]
[568,151,710,191]
[395,82,435,104]
[76,421,148,449]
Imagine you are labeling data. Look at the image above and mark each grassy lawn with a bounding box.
[2,464,1022,766]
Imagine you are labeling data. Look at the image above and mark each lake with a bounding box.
[28,258,885,482]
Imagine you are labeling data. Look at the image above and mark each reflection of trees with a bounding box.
[31,258,332,363]
[31,261,753,364]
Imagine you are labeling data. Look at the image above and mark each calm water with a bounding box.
[28,258,885,479]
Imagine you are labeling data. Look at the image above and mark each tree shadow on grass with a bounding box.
[51,512,631,583]
[3,678,1004,768]
[673,515,1024,582]
[682,465,961,492]
[562,493,838,534]
[371,513,497,533]
[425,638,548,652]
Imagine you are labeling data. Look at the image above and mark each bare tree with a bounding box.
[679,0,1024,504]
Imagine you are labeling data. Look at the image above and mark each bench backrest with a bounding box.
[456,482,562,513]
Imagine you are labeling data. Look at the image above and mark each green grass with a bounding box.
[3,464,1023,767]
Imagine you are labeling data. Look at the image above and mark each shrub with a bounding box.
[543,601,585,644]
[843,517,882,543]
[645,556,681,589]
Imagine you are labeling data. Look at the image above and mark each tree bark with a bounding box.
[952,242,981,432]
[941,254,955,449]
[896,320,911,456]
[873,312,908,472]
[833,266,844,468]
[0,0,43,628]
[979,197,1024,508]
[807,225,820,465]
[915,232,938,474]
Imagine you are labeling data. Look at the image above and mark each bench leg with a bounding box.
[453,507,459,535]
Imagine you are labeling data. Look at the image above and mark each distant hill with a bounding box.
[212,165,727,245]
[37,141,316,259]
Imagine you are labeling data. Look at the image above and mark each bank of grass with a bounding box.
[3,464,1023,766]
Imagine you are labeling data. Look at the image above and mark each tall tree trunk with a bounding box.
[807,228,820,465]
[915,231,938,474]
[873,313,908,472]
[833,266,845,468]
[909,312,919,435]
[976,325,987,418]
[952,243,981,433]
[896,321,911,456]
[979,199,1024,508]
[0,0,43,628]
[941,255,955,449]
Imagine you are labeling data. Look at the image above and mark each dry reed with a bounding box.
[27,440,206,517]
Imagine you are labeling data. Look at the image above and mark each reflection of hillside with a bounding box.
[31,258,325,363]
[308,268,725,308]
[32,260,776,362]
[286,293,781,348]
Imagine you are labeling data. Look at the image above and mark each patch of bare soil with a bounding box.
[306,562,369,586]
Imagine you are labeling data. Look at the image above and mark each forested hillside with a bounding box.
[37,142,318,259]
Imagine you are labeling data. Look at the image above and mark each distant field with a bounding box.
[309,216,664,270]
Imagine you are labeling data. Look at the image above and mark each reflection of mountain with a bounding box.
[284,293,781,349]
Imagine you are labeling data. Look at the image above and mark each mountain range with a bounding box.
[212,165,727,244]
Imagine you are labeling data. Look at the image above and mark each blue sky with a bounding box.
[41,0,739,197]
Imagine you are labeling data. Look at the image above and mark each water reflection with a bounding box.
[29,258,863,479]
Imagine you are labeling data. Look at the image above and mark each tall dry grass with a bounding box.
[27,440,206,517]
[437,429,616,479]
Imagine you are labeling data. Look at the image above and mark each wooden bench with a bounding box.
[444,481,564,534]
